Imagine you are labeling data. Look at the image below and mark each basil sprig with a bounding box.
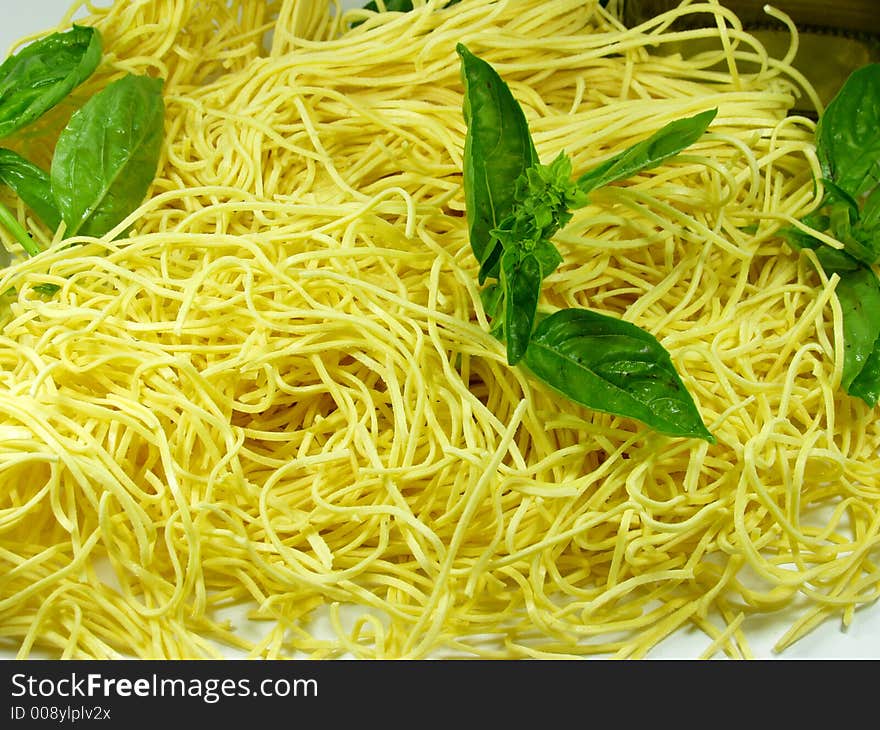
[785,64,880,407]
[457,44,716,441]
[0,25,165,259]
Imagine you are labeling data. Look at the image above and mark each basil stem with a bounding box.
[0,25,102,141]
[359,0,461,14]
[51,73,165,238]
[0,201,40,257]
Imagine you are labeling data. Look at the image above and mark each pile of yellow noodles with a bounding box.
[0,0,878,659]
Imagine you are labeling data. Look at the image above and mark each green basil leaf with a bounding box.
[577,108,717,195]
[32,282,61,297]
[477,241,503,285]
[790,235,880,407]
[820,178,860,211]
[0,199,39,256]
[825,198,880,266]
[0,148,60,230]
[501,250,542,365]
[0,25,102,140]
[51,73,164,238]
[828,198,856,239]
[531,238,563,279]
[489,151,586,266]
[834,265,880,394]
[848,343,880,407]
[848,186,880,266]
[846,225,880,266]
[361,0,460,11]
[522,308,715,441]
[781,209,831,254]
[351,0,460,28]
[816,63,880,199]
[815,245,862,274]
[480,281,504,321]
[457,43,538,280]
[859,184,880,229]
[785,181,880,266]
[786,219,863,273]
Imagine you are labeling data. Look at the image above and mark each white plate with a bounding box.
[1,0,877,661]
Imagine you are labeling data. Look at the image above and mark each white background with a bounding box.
[1,1,879,659]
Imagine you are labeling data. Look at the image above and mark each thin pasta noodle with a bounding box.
[0,0,877,659]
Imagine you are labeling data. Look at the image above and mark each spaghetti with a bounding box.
[0,0,877,659]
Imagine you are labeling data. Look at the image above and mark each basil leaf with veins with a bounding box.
[457,43,538,280]
[51,73,165,238]
[523,308,715,441]
[0,148,61,230]
[0,25,102,140]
